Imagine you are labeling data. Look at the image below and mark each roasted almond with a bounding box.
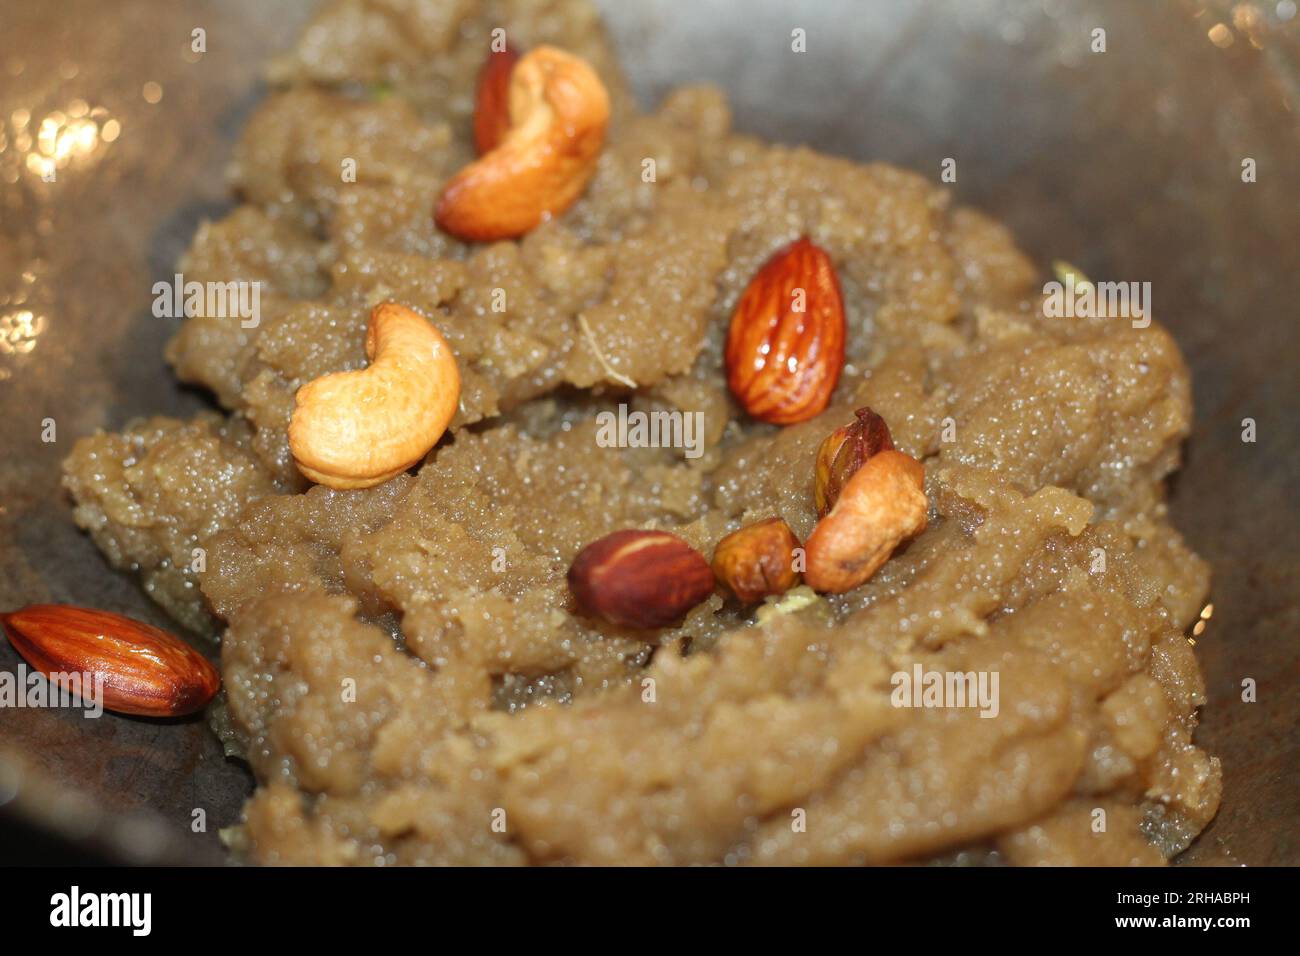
[711,517,802,604]
[725,236,846,425]
[473,41,520,155]
[1,604,221,717]
[568,529,714,631]
[814,406,894,518]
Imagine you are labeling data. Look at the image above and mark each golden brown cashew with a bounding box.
[804,450,928,593]
[435,45,610,242]
[288,302,460,490]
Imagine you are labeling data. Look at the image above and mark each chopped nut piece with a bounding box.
[754,585,823,625]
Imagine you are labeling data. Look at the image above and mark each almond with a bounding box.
[711,517,802,604]
[473,42,520,155]
[814,406,894,518]
[725,236,846,425]
[568,530,714,631]
[1,604,221,717]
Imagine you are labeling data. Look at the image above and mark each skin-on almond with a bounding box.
[725,236,846,425]
[814,406,894,518]
[712,517,802,604]
[1,604,220,717]
[473,41,520,155]
[436,45,610,242]
[804,449,928,594]
[568,529,714,631]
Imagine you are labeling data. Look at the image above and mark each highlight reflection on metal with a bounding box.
[1198,1,1296,49]
[0,94,117,369]
[0,267,45,371]
[0,310,47,357]
[1208,21,1236,47]
[1191,602,1214,639]
[0,100,119,182]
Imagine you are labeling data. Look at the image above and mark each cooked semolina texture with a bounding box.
[62,0,1218,865]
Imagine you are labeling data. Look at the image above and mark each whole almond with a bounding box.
[568,530,714,631]
[711,517,802,604]
[473,42,520,155]
[1,604,221,717]
[725,236,846,425]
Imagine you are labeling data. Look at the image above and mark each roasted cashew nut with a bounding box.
[288,302,460,490]
[435,45,610,242]
[803,449,928,593]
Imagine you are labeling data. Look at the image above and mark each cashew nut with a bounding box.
[435,45,610,242]
[803,450,928,593]
[288,302,460,490]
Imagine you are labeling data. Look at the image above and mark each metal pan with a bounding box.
[0,0,1295,865]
